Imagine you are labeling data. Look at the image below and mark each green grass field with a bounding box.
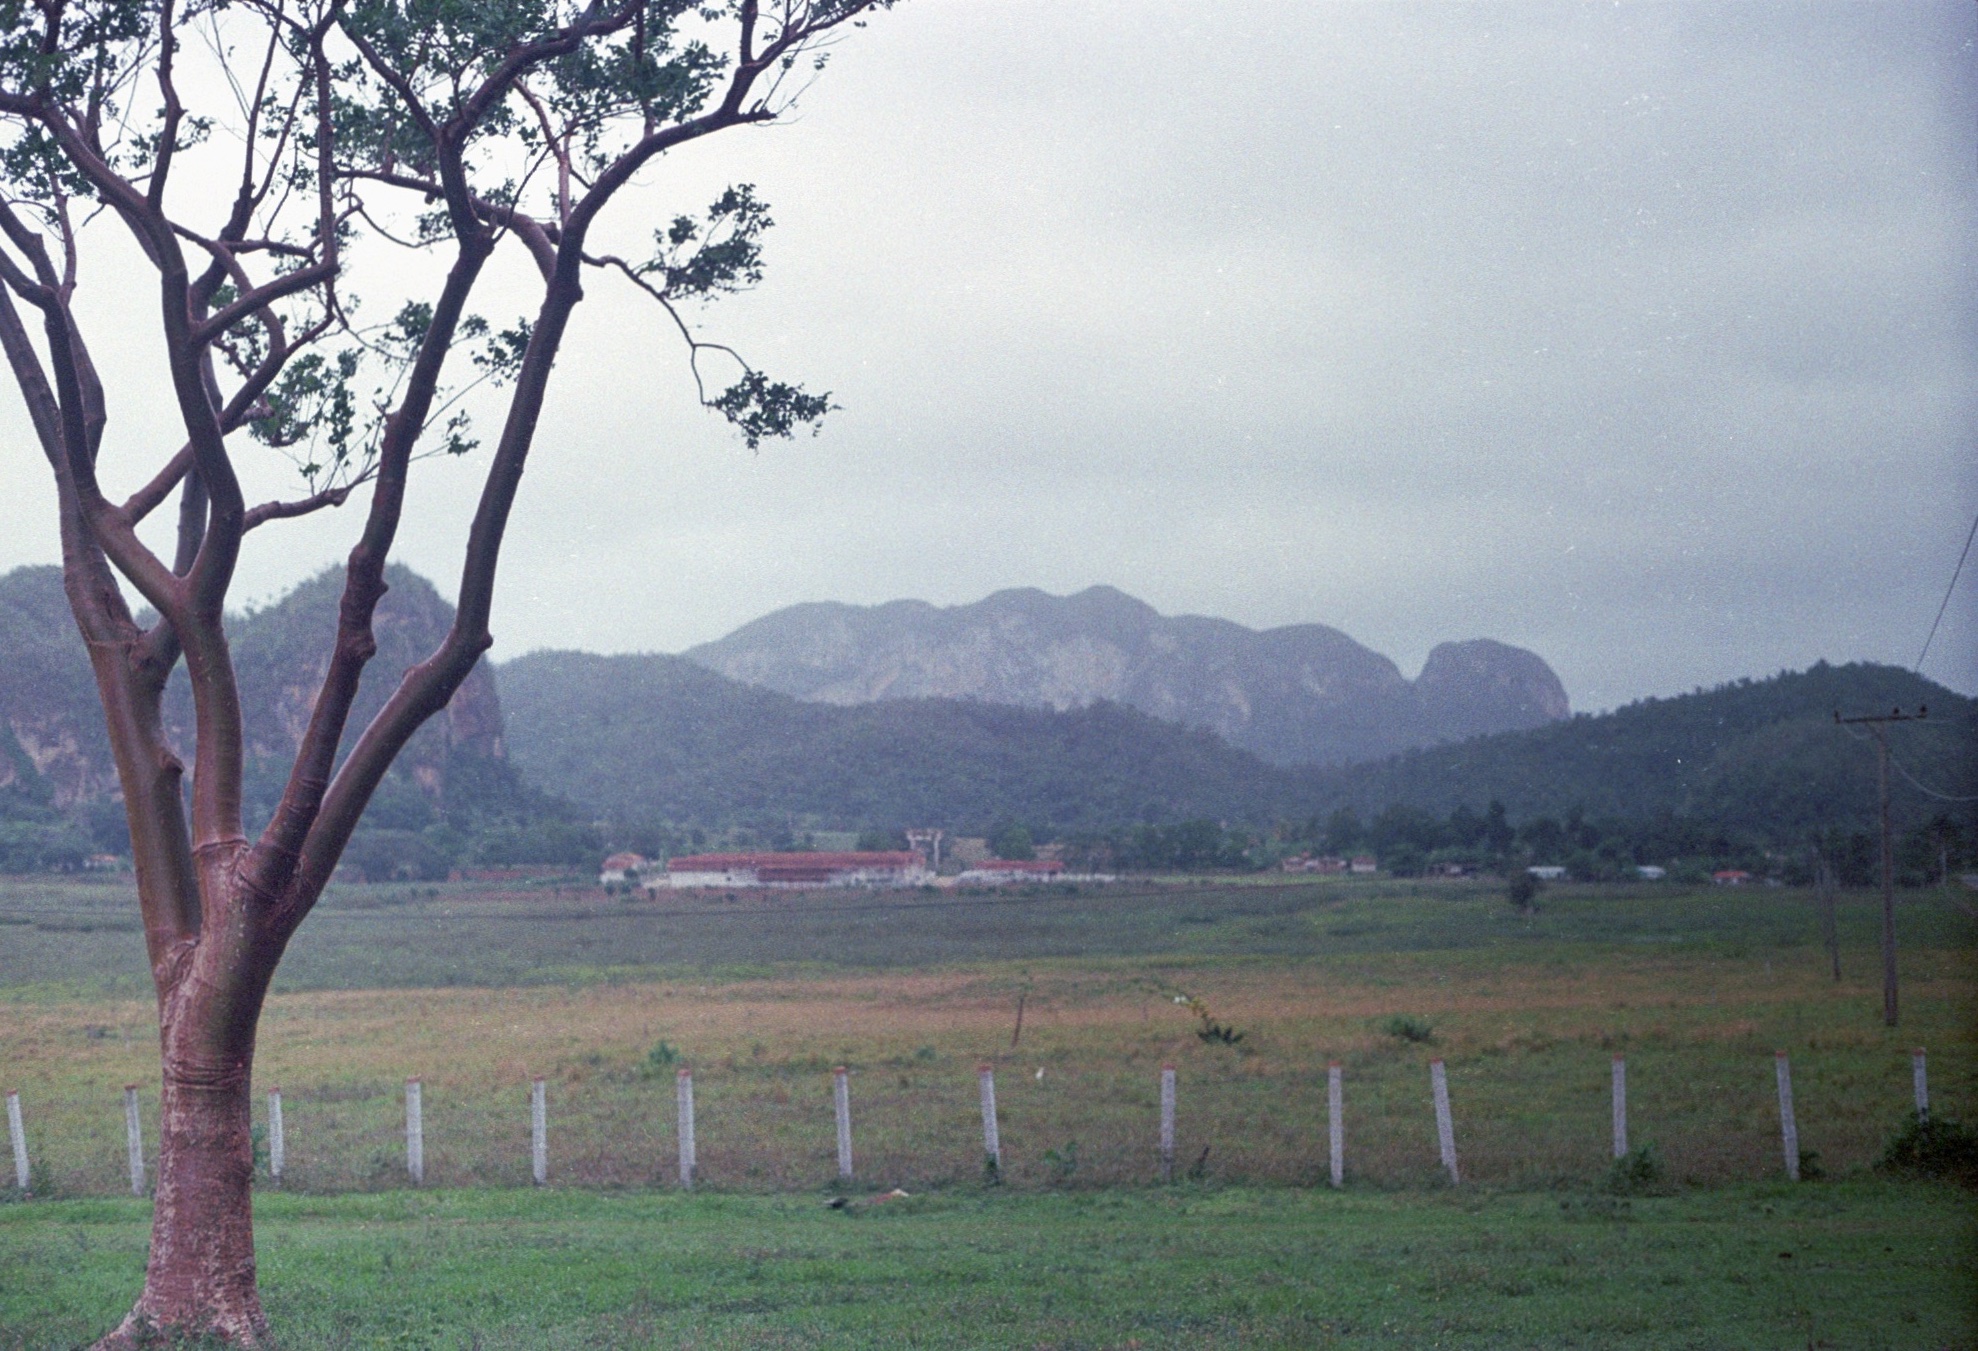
[2,1183,1971,1349]
[0,875,1972,1345]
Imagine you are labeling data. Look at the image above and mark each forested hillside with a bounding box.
[1317,662,1973,838]
[500,650,1974,879]
[497,650,1312,837]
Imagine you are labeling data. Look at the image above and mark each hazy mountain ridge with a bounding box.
[684,585,1569,765]
[3,564,1968,869]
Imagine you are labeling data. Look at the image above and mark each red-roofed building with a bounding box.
[660,851,929,890]
[599,852,649,884]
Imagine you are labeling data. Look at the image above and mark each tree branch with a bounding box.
[147,0,185,211]
[189,260,337,349]
[121,446,197,525]
[247,227,493,909]
[242,477,362,531]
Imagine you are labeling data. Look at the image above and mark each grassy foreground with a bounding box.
[0,1181,1971,1349]
[4,881,1972,1196]
[2,877,1972,1344]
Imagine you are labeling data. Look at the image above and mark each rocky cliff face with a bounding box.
[197,566,505,802]
[0,563,504,816]
[685,586,1569,765]
[0,566,116,807]
[1414,639,1571,743]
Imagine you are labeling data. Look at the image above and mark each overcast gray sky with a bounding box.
[1,1,1973,713]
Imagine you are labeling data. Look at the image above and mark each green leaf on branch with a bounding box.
[643,184,771,300]
[710,370,832,449]
[472,319,532,387]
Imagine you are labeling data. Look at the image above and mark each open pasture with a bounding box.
[2,878,1970,1197]
[1,876,1972,1346]
[2,1183,1971,1349]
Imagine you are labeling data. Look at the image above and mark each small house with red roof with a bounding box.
[599,852,649,884]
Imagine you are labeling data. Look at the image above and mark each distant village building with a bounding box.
[957,858,1065,885]
[905,829,945,870]
[1349,855,1379,874]
[1527,865,1567,881]
[657,851,930,890]
[1280,854,1349,874]
[599,852,649,885]
[946,837,992,867]
[1711,869,1752,886]
[1635,865,1667,881]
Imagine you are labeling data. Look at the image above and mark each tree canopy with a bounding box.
[0,0,895,1342]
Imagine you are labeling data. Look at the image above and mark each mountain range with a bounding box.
[684,586,1569,766]
[3,564,1972,864]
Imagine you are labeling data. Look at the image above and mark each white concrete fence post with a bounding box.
[1912,1048,1929,1122]
[676,1067,696,1189]
[267,1087,285,1185]
[1327,1061,1344,1188]
[1158,1065,1176,1183]
[6,1090,27,1193]
[1611,1054,1629,1159]
[123,1084,144,1196]
[1430,1059,1460,1184]
[531,1077,548,1186]
[832,1067,853,1183]
[977,1064,1001,1176]
[1775,1052,1800,1182]
[405,1078,424,1186]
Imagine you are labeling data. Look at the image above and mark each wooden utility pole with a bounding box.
[1835,706,1926,1026]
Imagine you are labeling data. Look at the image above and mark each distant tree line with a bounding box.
[986,801,1975,885]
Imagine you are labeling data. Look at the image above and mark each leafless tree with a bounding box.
[0,0,890,1341]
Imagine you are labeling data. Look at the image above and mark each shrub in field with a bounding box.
[1176,994,1246,1046]
[643,1042,681,1077]
[1197,1019,1245,1046]
[1384,1014,1435,1044]
[1877,1113,1978,1187]
[1506,872,1542,914]
[1604,1143,1667,1195]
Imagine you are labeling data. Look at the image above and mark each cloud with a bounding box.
[0,1,1971,712]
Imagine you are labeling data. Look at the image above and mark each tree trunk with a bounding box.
[100,935,271,1348]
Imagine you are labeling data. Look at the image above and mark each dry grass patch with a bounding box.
[4,948,1967,1197]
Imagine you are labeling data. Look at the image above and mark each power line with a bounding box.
[1836,721,1978,802]
[1916,506,1978,673]
[1835,705,1927,1027]
[1888,748,1978,803]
